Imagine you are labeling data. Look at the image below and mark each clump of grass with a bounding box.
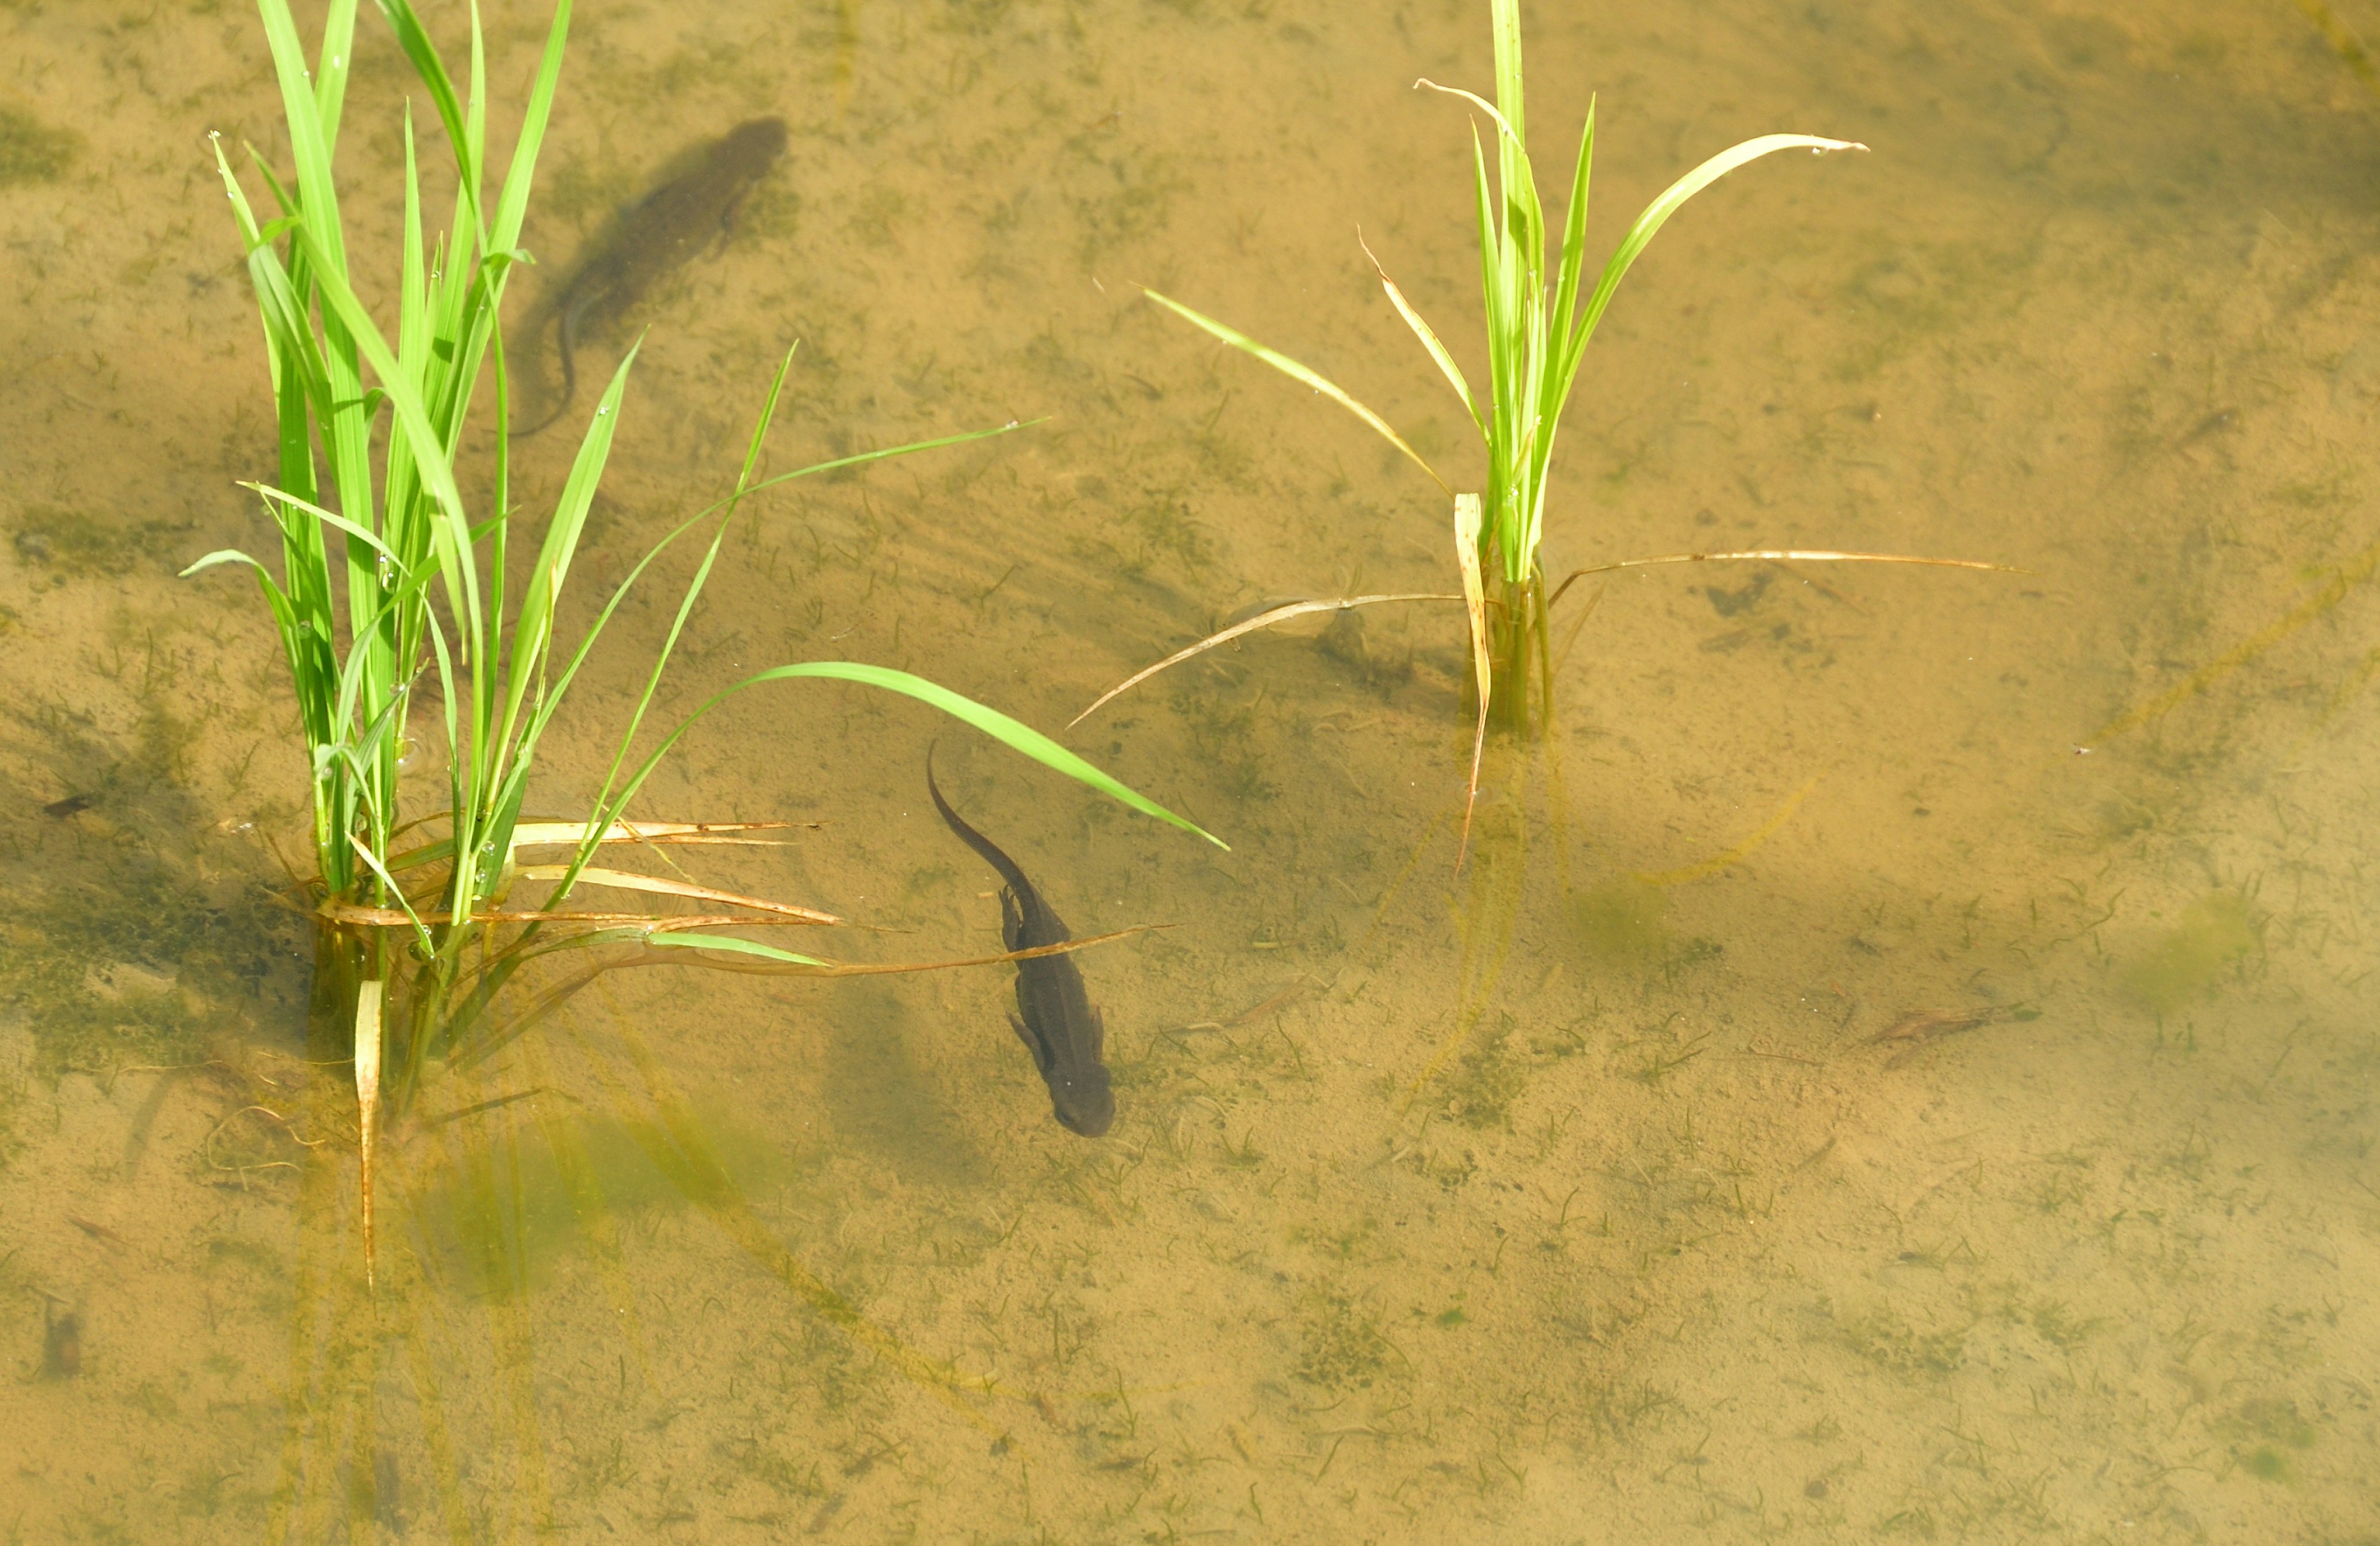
[195,0,1219,1278]
[1096,0,2004,846]
[1132,0,1863,726]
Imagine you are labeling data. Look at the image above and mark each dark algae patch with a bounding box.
[9,505,193,578]
[0,101,77,185]
[511,116,789,436]
[0,708,302,1082]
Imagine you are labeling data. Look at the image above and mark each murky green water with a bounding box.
[5,0,2379,1539]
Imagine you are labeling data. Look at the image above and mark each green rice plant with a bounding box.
[1119,0,1985,770]
[191,0,1217,1272]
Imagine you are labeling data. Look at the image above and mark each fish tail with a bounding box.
[507,289,588,441]
[925,747,1034,902]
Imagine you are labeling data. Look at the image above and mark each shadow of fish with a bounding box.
[511,116,789,437]
[927,753,1114,1138]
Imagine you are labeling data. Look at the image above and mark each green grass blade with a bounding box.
[617,662,1226,852]
[240,483,408,572]
[1144,287,1448,496]
[487,0,572,255]
[503,338,641,750]
[1544,101,1595,379]
[310,0,357,147]
[1564,134,1866,392]
[735,419,1034,499]
[288,217,483,650]
[568,343,785,837]
[346,833,435,955]
[255,0,345,272]
[374,0,476,202]
[518,419,1036,794]
[1490,0,1525,146]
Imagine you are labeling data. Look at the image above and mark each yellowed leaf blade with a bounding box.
[1413,76,1518,144]
[509,819,808,848]
[1453,494,1491,872]
[353,979,384,1295]
[1359,232,1481,436]
[1143,287,1450,496]
[1070,593,1462,727]
[514,864,840,924]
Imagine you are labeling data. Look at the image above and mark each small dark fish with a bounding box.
[512,116,790,437]
[43,793,92,819]
[927,753,1113,1137]
[43,1304,79,1379]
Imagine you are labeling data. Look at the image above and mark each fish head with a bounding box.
[1049,1064,1114,1138]
[726,116,791,165]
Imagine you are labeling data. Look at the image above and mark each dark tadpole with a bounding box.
[42,1302,80,1379]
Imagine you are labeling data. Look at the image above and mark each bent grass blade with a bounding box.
[1141,288,1449,496]
[1070,593,1463,727]
[591,661,1228,863]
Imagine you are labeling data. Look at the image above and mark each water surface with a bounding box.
[2,0,2378,1539]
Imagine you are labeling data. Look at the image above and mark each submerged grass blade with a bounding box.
[1546,548,2024,608]
[1632,773,1822,887]
[2086,529,2380,745]
[1070,592,1461,727]
[635,924,1164,977]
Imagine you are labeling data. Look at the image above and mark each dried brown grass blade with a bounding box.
[317,903,831,928]
[379,819,806,879]
[1358,231,1479,433]
[1070,594,1461,727]
[513,864,840,924]
[509,819,811,848]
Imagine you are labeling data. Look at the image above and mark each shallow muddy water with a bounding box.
[4,0,2380,1540]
